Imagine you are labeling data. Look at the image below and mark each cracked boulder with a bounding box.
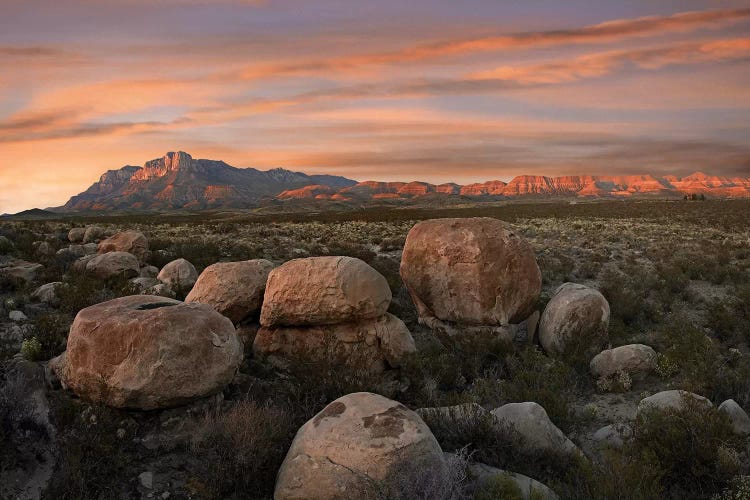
[400,218,541,344]
[50,295,242,410]
[275,392,447,500]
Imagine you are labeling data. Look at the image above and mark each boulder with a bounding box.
[0,260,44,283]
[157,258,198,290]
[72,254,97,273]
[539,283,610,358]
[68,227,85,243]
[636,390,712,419]
[261,256,390,327]
[35,241,55,257]
[590,344,657,381]
[400,218,541,329]
[9,310,27,322]
[57,245,85,259]
[275,392,447,500]
[129,277,160,292]
[253,313,415,373]
[85,252,140,279]
[31,282,63,306]
[82,226,105,243]
[491,402,579,457]
[141,283,176,298]
[51,295,242,410]
[82,243,99,255]
[98,230,148,261]
[592,423,632,449]
[467,462,559,500]
[718,399,750,435]
[186,259,274,324]
[139,265,159,278]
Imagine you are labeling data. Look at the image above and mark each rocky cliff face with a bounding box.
[61,152,356,211]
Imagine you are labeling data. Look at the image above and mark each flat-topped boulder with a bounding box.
[590,344,657,381]
[400,218,541,328]
[98,230,148,261]
[85,251,140,279]
[260,256,391,327]
[186,259,274,324]
[51,295,242,410]
[275,392,447,499]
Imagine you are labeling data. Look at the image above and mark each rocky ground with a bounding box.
[0,200,749,499]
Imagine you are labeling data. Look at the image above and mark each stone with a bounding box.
[157,258,198,290]
[51,295,242,410]
[467,462,559,500]
[140,265,159,278]
[68,227,85,243]
[261,256,390,327]
[253,313,415,373]
[98,230,148,261]
[491,402,579,457]
[592,423,632,449]
[400,218,541,328]
[9,310,27,322]
[82,243,99,255]
[83,226,105,243]
[636,390,712,419]
[590,344,657,381]
[31,282,63,306]
[0,260,43,283]
[85,251,140,279]
[138,471,154,489]
[142,283,176,298]
[72,254,97,273]
[718,399,750,435]
[186,259,274,324]
[36,241,55,257]
[539,283,610,358]
[57,245,85,259]
[275,392,447,500]
[130,277,160,292]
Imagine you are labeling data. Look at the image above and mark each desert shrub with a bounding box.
[29,312,71,360]
[630,396,744,499]
[377,447,470,500]
[0,374,49,477]
[57,272,132,316]
[713,475,750,499]
[325,241,377,264]
[190,400,297,499]
[474,473,526,500]
[20,337,42,361]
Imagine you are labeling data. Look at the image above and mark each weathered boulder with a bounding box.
[636,390,712,419]
[31,282,63,306]
[491,402,579,457]
[68,227,85,243]
[253,313,415,373]
[261,256,390,327]
[590,344,657,381]
[129,277,160,292]
[82,243,99,255]
[85,251,140,279]
[139,265,159,278]
[591,423,632,449]
[186,259,274,324]
[718,399,750,435]
[51,295,242,410]
[72,254,97,273]
[400,218,541,329]
[0,260,43,283]
[98,230,148,261]
[9,310,27,322]
[82,226,105,244]
[275,392,447,500]
[157,258,198,290]
[467,462,559,500]
[35,241,55,257]
[141,283,176,298]
[57,245,85,259]
[539,283,610,358]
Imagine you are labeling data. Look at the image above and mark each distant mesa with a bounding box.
[49,151,750,213]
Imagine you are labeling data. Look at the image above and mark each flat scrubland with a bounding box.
[1,199,749,499]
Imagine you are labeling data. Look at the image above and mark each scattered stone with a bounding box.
[83,226,105,243]
[31,282,63,306]
[467,462,559,500]
[186,259,274,324]
[68,227,85,243]
[254,313,415,373]
[140,265,159,278]
[636,390,712,419]
[139,471,154,489]
[82,242,99,255]
[275,392,447,499]
[130,277,160,292]
[592,423,632,449]
[51,295,242,410]
[157,258,198,290]
[261,256,390,327]
[400,218,541,331]
[9,310,27,322]
[590,344,657,381]
[85,251,140,279]
[98,230,148,261]
[539,283,610,358]
[142,283,177,299]
[718,399,750,435]
[491,402,580,457]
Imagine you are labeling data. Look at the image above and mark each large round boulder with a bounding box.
[185,259,274,324]
[68,227,85,243]
[52,295,242,410]
[400,218,541,327]
[253,313,415,373]
[157,258,198,290]
[85,251,140,279]
[260,256,391,327]
[590,344,657,381]
[82,225,105,244]
[539,283,610,358]
[275,392,447,499]
[98,230,148,261]
[636,390,712,420]
[491,402,580,457]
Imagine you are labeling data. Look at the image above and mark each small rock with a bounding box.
[139,471,154,489]
[9,310,28,322]
[592,423,632,449]
[140,265,159,278]
[32,282,63,306]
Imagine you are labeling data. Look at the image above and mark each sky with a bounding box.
[1,0,750,212]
